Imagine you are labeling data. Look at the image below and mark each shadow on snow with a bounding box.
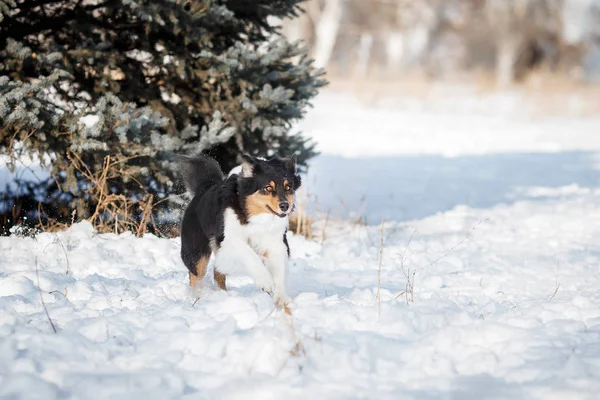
[306,151,600,223]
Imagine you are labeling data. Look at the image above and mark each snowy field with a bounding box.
[2,91,600,399]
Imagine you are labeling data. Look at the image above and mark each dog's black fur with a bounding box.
[179,154,301,281]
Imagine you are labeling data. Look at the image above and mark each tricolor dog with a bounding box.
[179,154,300,306]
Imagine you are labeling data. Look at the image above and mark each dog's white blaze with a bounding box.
[227,165,242,177]
[214,208,290,303]
[241,162,254,178]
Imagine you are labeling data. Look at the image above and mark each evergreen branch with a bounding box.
[14,0,63,11]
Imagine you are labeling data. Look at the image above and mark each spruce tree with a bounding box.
[0,0,325,233]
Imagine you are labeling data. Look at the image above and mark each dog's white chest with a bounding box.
[246,214,288,252]
[223,209,287,252]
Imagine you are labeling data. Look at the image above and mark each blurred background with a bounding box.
[279,0,600,87]
[276,0,600,226]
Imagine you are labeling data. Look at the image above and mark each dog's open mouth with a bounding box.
[266,205,287,218]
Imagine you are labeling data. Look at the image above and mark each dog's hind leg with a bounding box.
[181,230,212,289]
[189,254,210,288]
[214,269,227,290]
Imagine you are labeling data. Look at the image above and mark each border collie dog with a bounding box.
[179,154,301,306]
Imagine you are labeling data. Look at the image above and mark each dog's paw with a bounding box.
[273,291,291,307]
[254,274,275,295]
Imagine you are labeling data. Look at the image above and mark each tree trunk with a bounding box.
[313,0,343,70]
[496,36,520,87]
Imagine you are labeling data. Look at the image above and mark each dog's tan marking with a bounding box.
[189,254,210,288]
[246,191,281,217]
[214,270,227,290]
[189,271,200,288]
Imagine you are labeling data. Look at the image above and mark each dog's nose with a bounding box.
[279,201,289,212]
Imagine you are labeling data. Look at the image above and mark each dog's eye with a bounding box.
[265,186,273,192]
[284,185,291,192]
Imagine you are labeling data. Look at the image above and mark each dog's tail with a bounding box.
[178,155,224,197]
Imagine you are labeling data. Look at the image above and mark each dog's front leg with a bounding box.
[216,240,275,294]
[264,244,290,306]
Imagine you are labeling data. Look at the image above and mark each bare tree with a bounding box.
[278,0,600,83]
[313,0,344,69]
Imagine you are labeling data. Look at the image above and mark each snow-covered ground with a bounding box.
[300,92,600,223]
[2,91,600,399]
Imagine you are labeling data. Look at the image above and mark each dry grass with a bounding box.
[289,204,313,239]
[38,151,160,237]
[325,71,600,117]
[71,152,153,236]
[35,151,314,240]
[396,228,418,304]
[37,206,76,235]
[289,183,315,240]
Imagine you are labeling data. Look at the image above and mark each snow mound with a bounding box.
[2,186,600,398]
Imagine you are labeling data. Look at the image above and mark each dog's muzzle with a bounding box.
[266,205,287,218]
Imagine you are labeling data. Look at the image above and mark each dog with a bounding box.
[179,154,301,306]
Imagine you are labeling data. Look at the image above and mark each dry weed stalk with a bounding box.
[377,217,385,317]
[37,203,71,232]
[548,263,561,302]
[289,202,313,239]
[49,288,68,298]
[136,194,154,237]
[39,218,72,275]
[548,280,561,302]
[320,210,330,245]
[396,219,488,304]
[54,236,70,275]
[289,183,314,240]
[35,257,57,334]
[396,227,418,303]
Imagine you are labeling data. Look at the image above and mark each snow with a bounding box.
[0,154,49,209]
[2,90,600,398]
[79,115,100,128]
[300,92,600,223]
[299,92,600,159]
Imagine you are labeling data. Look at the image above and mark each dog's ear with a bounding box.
[293,174,302,190]
[285,154,297,174]
[241,154,257,177]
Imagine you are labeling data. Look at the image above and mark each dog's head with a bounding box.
[238,154,301,218]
